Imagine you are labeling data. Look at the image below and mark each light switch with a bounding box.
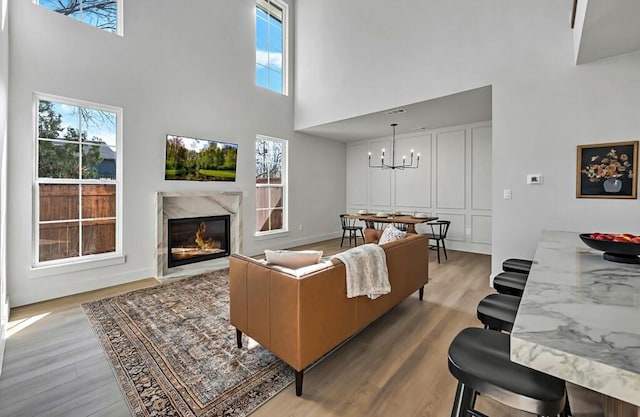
[527,174,543,184]
[503,189,512,199]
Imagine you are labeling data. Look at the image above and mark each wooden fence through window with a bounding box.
[38,184,116,261]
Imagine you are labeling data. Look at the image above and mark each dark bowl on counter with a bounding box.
[579,233,640,264]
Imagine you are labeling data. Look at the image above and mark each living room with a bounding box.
[1,0,640,416]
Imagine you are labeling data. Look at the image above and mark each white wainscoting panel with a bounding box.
[436,129,466,209]
[369,140,392,207]
[435,212,465,242]
[471,215,492,244]
[346,143,369,206]
[471,126,492,210]
[395,134,431,208]
[346,121,492,254]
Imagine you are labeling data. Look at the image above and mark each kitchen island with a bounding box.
[511,231,640,415]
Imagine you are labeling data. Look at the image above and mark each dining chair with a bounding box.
[427,220,451,263]
[339,214,365,247]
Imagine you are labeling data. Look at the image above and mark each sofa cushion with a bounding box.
[264,249,323,269]
[378,224,406,245]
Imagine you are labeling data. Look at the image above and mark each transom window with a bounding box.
[255,0,287,95]
[255,136,287,234]
[35,0,122,35]
[35,94,121,265]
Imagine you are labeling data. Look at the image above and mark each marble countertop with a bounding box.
[510,230,640,407]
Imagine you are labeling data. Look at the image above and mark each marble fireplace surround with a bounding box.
[156,191,242,280]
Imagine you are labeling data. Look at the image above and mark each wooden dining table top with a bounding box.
[345,213,438,225]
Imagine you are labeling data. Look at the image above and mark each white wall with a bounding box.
[346,122,492,254]
[0,0,8,376]
[7,0,346,306]
[295,0,640,276]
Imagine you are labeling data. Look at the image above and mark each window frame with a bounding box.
[255,135,288,236]
[32,92,123,269]
[33,0,124,36]
[255,0,288,95]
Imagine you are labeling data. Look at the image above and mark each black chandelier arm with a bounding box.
[368,123,420,170]
[368,154,420,170]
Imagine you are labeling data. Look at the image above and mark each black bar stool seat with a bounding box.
[448,327,567,417]
[477,294,521,333]
[503,258,533,275]
[493,271,528,297]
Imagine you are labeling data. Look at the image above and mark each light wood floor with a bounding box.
[0,239,605,417]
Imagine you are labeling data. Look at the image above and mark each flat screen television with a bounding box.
[165,134,238,182]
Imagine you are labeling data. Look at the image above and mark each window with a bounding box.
[35,94,121,265]
[256,136,287,234]
[35,0,122,34]
[255,0,287,94]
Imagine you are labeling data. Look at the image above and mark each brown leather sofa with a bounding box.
[229,233,429,395]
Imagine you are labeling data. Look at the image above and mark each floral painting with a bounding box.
[577,141,638,199]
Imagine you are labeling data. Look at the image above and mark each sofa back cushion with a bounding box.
[265,249,323,269]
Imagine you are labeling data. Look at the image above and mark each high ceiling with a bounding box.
[299,0,640,143]
[299,86,492,143]
[575,0,640,64]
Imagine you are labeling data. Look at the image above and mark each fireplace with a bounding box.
[167,215,231,268]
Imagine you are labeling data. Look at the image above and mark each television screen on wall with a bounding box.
[165,134,238,182]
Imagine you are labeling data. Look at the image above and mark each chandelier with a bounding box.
[368,123,420,170]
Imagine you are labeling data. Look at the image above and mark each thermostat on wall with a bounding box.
[527,174,543,184]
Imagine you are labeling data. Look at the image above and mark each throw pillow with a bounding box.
[378,224,406,245]
[264,249,323,269]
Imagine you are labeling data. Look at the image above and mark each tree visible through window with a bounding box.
[256,136,286,233]
[36,0,120,34]
[255,0,286,94]
[36,96,120,264]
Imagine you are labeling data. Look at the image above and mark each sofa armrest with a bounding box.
[364,228,383,244]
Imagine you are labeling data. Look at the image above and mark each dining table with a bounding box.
[510,230,640,417]
[344,213,438,234]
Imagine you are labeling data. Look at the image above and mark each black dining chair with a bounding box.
[339,214,365,247]
[427,220,451,263]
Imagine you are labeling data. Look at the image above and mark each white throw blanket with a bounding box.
[332,244,390,299]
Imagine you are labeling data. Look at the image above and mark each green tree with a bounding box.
[44,0,117,32]
[37,101,104,179]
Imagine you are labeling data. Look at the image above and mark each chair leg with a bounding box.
[436,240,441,263]
[450,381,476,417]
[340,230,346,247]
[442,239,448,260]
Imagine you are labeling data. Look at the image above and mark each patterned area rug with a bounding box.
[83,269,294,417]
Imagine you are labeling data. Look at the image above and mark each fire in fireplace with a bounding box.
[167,215,230,268]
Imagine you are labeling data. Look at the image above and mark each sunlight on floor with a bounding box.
[7,312,50,338]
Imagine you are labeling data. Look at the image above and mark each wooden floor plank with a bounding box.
[0,238,606,417]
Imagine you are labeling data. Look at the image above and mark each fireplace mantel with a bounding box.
[156,191,242,280]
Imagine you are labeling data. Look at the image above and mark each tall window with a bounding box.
[256,136,287,234]
[255,0,287,95]
[35,0,122,34]
[35,94,121,265]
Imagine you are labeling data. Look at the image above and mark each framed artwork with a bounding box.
[576,140,638,199]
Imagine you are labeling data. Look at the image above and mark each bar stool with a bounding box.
[476,294,520,333]
[448,327,568,417]
[493,271,528,297]
[502,258,533,275]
